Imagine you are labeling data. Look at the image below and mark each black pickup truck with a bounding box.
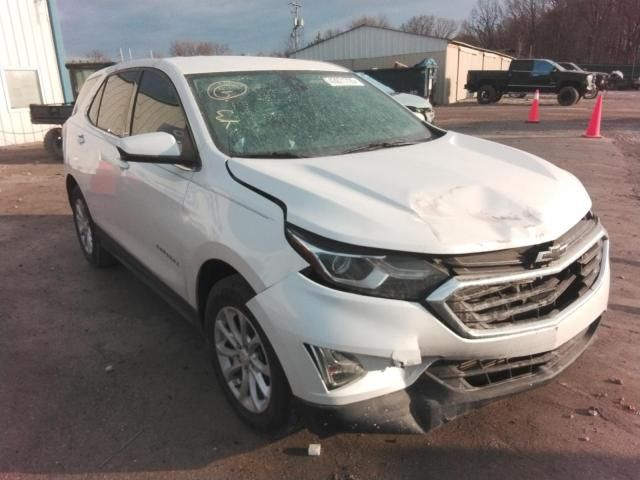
[465,59,595,106]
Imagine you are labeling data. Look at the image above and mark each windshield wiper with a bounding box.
[340,140,421,155]
[233,151,307,159]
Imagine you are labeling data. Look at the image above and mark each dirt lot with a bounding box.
[1,91,639,480]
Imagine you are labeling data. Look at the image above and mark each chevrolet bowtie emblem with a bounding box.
[535,243,568,264]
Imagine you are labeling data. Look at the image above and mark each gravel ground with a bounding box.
[1,91,639,480]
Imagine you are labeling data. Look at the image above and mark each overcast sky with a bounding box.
[57,0,477,60]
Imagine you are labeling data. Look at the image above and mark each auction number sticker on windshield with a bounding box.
[323,76,364,87]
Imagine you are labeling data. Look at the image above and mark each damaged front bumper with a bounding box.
[246,225,609,434]
[300,318,600,434]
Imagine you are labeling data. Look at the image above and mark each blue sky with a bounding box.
[57,0,477,59]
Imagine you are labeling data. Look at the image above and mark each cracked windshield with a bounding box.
[190,71,434,158]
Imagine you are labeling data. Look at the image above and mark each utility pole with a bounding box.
[288,1,304,53]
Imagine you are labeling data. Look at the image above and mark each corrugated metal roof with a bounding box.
[292,25,448,61]
[293,25,512,61]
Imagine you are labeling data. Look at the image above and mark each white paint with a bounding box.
[64,56,609,410]
[117,131,181,158]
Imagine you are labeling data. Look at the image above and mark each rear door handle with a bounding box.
[77,134,85,145]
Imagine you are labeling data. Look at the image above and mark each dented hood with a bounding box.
[227,132,591,254]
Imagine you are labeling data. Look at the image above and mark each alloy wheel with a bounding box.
[74,198,94,255]
[214,306,272,413]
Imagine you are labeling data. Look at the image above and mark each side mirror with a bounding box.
[117,131,187,165]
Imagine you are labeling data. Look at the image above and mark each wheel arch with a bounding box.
[558,81,583,93]
[65,174,79,204]
[196,259,255,325]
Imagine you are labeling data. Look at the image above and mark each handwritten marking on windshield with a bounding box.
[207,81,248,101]
[215,109,240,130]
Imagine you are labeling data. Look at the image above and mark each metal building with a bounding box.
[291,25,512,105]
[0,0,72,146]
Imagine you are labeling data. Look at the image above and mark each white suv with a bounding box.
[63,57,609,433]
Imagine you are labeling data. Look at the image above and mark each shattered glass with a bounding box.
[189,71,433,158]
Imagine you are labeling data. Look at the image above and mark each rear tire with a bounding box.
[557,86,579,106]
[477,85,497,104]
[70,186,117,268]
[204,275,291,432]
[44,127,63,161]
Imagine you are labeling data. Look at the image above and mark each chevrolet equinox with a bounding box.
[63,57,610,433]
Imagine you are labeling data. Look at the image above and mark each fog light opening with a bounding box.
[306,344,366,390]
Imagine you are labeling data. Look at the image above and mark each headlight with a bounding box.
[286,226,449,300]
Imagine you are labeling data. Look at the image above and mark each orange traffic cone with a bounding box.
[526,89,540,123]
[583,93,603,139]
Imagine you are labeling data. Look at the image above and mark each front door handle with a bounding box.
[77,134,85,145]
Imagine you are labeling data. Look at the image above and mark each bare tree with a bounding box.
[433,18,459,39]
[169,40,231,56]
[504,0,550,56]
[459,0,504,49]
[459,0,640,64]
[401,15,459,38]
[401,14,436,36]
[347,14,391,29]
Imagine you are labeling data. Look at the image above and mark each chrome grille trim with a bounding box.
[441,215,599,276]
[427,224,608,339]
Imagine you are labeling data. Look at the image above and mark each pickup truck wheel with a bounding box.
[205,275,291,432]
[557,86,579,106]
[477,85,497,104]
[44,127,63,162]
[583,89,598,99]
[70,186,117,268]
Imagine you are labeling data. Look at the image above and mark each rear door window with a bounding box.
[96,70,139,137]
[87,80,105,125]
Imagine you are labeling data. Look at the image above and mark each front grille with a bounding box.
[446,239,604,330]
[427,319,598,390]
[440,214,599,276]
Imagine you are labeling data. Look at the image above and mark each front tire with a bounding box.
[70,186,116,268]
[557,86,579,106]
[204,275,291,432]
